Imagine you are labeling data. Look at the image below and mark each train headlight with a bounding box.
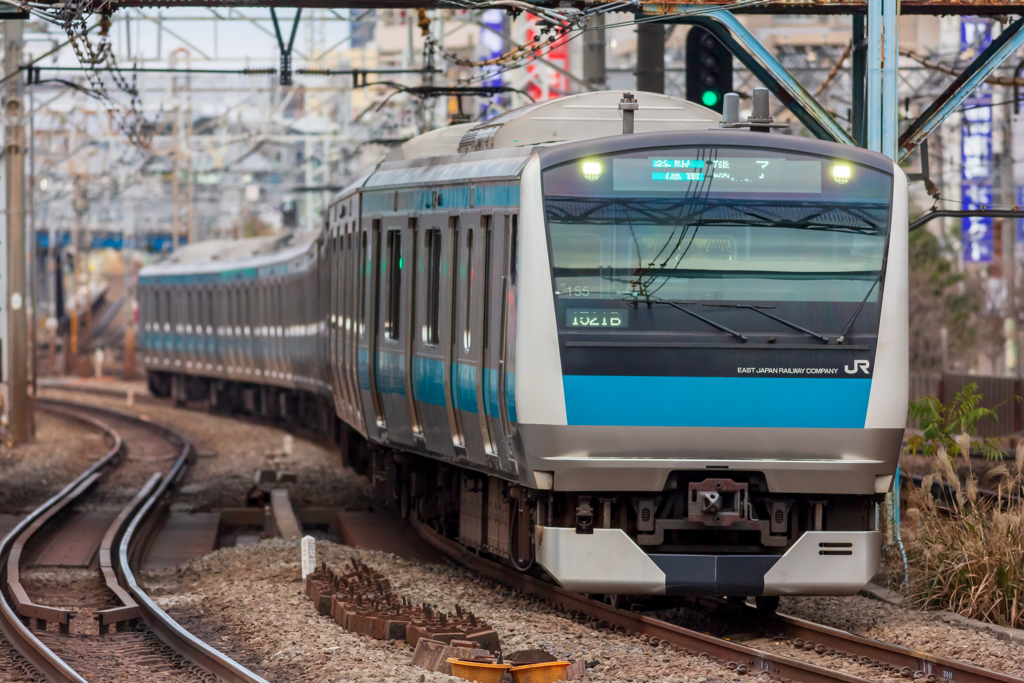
[582,161,602,181]
[832,163,852,184]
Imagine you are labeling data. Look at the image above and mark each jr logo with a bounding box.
[845,360,871,375]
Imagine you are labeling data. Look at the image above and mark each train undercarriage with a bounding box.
[149,370,884,608]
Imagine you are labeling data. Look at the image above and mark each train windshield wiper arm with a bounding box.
[836,275,881,344]
[647,300,748,342]
[704,304,829,344]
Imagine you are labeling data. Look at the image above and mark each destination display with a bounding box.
[612,156,824,193]
[566,309,629,328]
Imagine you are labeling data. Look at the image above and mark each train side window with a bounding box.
[206,291,213,330]
[464,228,473,351]
[164,292,171,330]
[385,229,401,341]
[424,228,441,346]
[509,214,519,286]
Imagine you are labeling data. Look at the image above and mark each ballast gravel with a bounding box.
[40,388,374,512]
[0,410,110,514]
[776,595,1024,678]
[144,539,757,683]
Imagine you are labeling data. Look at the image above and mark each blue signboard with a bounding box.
[961,17,994,262]
[480,9,505,119]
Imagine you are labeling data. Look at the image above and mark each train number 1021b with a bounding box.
[566,310,628,328]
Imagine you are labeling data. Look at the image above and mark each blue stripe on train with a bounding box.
[414,357,446,406]
[562,376,871,429]
[454,363,477,414]
[376,349,406,395]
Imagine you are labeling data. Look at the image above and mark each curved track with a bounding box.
[405,497,1021,683]
[38,381,1024,683]
[0,399,269,683]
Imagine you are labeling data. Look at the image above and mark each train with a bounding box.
[138,90,908,609]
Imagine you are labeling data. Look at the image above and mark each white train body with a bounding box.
[139,91,908,597]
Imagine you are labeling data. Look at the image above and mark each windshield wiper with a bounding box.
[836,275,881,344]
[642,299,748,342]
[703,304,829,344]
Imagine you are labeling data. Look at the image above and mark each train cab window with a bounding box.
[385,229,401,341]
[464,228,473,351]
[424,228,442,346]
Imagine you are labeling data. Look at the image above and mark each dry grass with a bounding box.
[898,442,1024,628]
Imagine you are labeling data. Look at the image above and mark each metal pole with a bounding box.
[880,0,898,160]
[1002,101,1016,375]
[636,22,665,94]
[852,13,866,147]
[26,85,34,433]
[5,20,30,443]
[866,0,883,154]
[172,104,180,250]
[584,14,606,91]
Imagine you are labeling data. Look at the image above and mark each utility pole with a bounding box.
[583,15,606,91]
[172,103,180,250]
[4,20,31,443]
[636,22,665,94]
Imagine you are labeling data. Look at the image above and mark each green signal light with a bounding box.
[702,90,720,108]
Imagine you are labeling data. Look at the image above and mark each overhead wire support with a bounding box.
[270,8,301,86]
[898,17,1024,163]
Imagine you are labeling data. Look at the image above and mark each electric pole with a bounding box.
[4,20,31,443]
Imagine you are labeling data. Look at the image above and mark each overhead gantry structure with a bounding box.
[12,0,1020,166]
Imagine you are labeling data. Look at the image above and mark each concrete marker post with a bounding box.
[301,535,316,580]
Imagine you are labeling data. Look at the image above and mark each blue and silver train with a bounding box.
[138,90,908,605]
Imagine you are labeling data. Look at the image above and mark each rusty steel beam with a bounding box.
[899,17,1024,163]
[42,0,1024,12]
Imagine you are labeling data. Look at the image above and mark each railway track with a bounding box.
[407,512,1020,683]
[0,399,270,683]
[41,382,1024,683]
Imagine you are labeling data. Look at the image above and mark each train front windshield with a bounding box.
[542,146,894,336]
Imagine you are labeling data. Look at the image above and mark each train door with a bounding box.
[451,209,488,463]
[412,217,456,457]
[374,218,415,445]
[184,287,196,365]
[328,228,342,413]
[402,218,424,443]
[344,223,365,433]
[481,212,515,470]
[202,286,213,371]
[357,218,386,440]
[499,213,520,470]
[194,285,204,367]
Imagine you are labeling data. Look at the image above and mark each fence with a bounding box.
[907,372,1022,437]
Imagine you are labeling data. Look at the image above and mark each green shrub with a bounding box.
[907,383,1004,461]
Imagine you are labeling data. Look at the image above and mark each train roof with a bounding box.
[139,229,320,282]
[331,92,720,203]
[385,91,720,161]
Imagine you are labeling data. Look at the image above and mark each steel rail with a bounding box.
[81,403,273,683]
[766,612,1021,683]
[0,403,123,683]
[6,399,270,683]
[41,384,1022,683]
[411,518,872,683]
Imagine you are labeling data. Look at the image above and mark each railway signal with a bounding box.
[685,27,732,114]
